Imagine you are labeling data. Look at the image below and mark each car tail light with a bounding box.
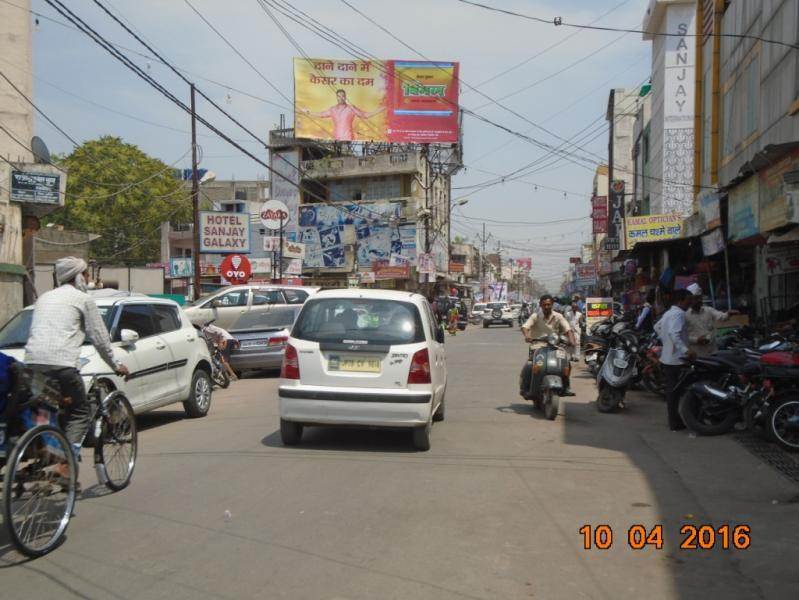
[407,348,431,384]
[280,343,300,379]
[269,336,288,347]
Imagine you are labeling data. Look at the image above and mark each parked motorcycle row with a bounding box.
[583,313,799,451]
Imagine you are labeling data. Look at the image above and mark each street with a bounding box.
[1,326,797,599]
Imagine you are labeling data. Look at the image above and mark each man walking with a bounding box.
[654,289,695,430]
[565,299,584,361]
[684,283,735,357]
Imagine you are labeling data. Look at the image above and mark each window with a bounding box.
[152,304,181,333]
[115,304,156,340]
[283,289,308,304]
[293,298,425,345]
[210,290,249,307]
[234,189,248,201]
[252,290,285,306]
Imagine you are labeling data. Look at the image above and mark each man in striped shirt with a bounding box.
[24,257,129,457]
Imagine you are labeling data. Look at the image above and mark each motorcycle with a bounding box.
[200,321,231,389]
[519,333,571,421]
[761,349,799,451]
[595,330,639,413]
[638,332,664,395]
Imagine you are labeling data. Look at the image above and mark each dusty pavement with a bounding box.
[1,325,797,599]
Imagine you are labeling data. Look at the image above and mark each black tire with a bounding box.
[482,321,488,328]
[678,390,738,436]
[768,397,799,451]
[433,396,445,422]
[183,369,212,418]
[280,419,303,445]
[597,386,622,413]
[3,425,77,558]
[412,421,431,451]
[544,389,559,421]
[94,392,137,491]
[212,369,230,389]
[508,322,513,328]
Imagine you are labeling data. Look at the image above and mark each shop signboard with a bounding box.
[624,214,683,248]
[764,244,799,276]
[360,271,376,283]
[449,261,465,273]
[219,254,252,285]
[199,212,251,253]
[10,170,61,204]
[249,258,272,274]
[169,257,193,279]
[574,263,597,287]
[788,190,799,224]
[284,258,303,275]
[592,195,608,234]
[294,57,459,143]
[259,200,290,230]
[728,176,759,240]
[759,150,799,233]
[698,190,721,230]
[373,260,410,280]
[282,240,306,259]
[586,297,613,329]
[605,181,625,250]
[701,228,725,256]
[263,237,281,252]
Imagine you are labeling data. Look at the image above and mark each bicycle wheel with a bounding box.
[94,392,137,491]
[2,424,77,557]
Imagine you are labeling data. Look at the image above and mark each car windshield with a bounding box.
[0,306,115,349]
[293,298,425,345]
[230,306,300,332]
[473,304,486,311]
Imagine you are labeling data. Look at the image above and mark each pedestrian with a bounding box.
[684,283,736,357]
[204,323,240,382]
[654,288,695,431]
[565,300,584,361]
[636,290,656,332]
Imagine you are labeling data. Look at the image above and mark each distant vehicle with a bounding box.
[228,305,303,374]
[278,289,447,451]
[471,303,487,323]
[183,285,319,329]
[482,302,514,328]
[0,291,213,418]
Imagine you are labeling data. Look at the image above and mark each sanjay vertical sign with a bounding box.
[605,181,625,251]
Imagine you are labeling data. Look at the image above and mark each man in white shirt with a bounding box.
[521,294,576,396]
[654,288,695,430]
[684,283,735,357]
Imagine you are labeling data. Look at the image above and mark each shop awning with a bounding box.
[768,225,799,244]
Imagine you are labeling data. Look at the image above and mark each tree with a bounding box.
[47,136,191,264]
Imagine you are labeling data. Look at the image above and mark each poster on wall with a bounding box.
[294,57,459,143]
[605,181,625,250]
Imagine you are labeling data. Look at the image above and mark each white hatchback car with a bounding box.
[0,291,214,417]
[278,289,447,450]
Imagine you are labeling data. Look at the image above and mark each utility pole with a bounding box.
[190,84,201,301]
[476,222,490,301]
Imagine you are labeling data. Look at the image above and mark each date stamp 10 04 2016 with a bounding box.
[578,524,751,551]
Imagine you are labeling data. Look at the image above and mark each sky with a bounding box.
[20,0,653,289]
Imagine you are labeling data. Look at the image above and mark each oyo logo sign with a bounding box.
[260,200,290,230]
[219,254,252,284]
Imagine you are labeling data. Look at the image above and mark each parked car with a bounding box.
[278,289,447,451]
[183,285,319,329]
[0,291,214,417]
[482,302,514,328]
[228,305,303,374]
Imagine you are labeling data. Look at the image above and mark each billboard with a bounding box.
[624,214,683,248]
[199,211,251,253]
[294,57,459,143]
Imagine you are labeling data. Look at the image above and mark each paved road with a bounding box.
[2,326,797,599]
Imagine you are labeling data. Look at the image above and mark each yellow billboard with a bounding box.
[625,214,683,249]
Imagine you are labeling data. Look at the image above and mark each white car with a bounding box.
[0,291,214,417]
[482,302,514,327]
[470,303,487,321]
[278,289,447,451]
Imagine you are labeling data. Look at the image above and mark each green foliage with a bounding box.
[46,136,191,264]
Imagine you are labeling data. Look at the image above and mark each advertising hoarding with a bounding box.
[199,212,251,253]
[624,214,683,248]
[294,57,459,143]
[586,297,613,329]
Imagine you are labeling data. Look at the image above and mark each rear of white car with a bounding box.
[278,290,446,450]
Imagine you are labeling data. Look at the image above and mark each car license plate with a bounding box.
[613,357,629,368]
[328,355,381,373]
[585,354,597,362]
[241,339,268,348]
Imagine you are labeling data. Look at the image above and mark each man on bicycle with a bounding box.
[24,257,129,459]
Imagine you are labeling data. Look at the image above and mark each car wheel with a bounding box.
[482,321,488,328]
[412,420,431,451]
[280,419,303,445]
[183,369,212,418]
[433,397,445,422]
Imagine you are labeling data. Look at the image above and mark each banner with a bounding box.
[591,195,608,234]
[701,228,725,256]
[606,182,625,250]
[294,57,459,143]
[586,297,613,328]
[199,212,251,253]
[698,190,721,230]
[574,264,597,287]
[624,214,683,248]
[515,257,532,271]
[728,176,759,240]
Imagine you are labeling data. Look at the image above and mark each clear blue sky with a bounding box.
[22,0,651,288]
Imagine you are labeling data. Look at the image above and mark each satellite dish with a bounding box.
[31,136,51,164]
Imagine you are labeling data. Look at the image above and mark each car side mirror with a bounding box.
[210,299,222,309]
[435,326,445,344]
[120,329,139,346]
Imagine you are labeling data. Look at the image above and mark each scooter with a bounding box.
[519,333,571,421]
[595,330,639,413]
[200,321,231,389]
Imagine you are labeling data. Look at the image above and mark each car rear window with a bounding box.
[292,298,425,345]
[487,303,505,309]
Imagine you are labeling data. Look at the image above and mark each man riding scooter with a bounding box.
[519,295,577,400]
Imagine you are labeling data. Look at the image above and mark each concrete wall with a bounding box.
[34,266,165,297]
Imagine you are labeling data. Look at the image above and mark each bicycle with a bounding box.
[0,366,137,558]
